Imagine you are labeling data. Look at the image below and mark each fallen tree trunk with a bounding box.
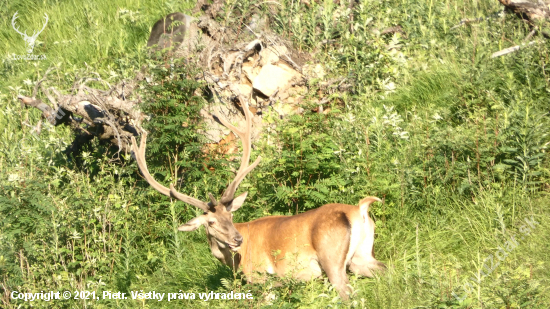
[498,0,550,21]
[17,69,145,154]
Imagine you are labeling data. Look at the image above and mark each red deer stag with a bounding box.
[130,99,386,300]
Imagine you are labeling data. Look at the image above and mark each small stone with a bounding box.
[252,64,302,97]
[242,63,261,82]
[231,83,252,97]
[259,45,288,66]
[303,63,325,79]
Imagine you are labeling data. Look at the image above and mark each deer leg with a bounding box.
[313,212,353,300]
[320,260,351,300]
[293,257,323,281]
[349,256,386,277]
[349,226,386,277]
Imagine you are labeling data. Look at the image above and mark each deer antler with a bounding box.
[214,96,262,204]
[131,133,210,212]
[11,12,27,37]
[131,97,260,209]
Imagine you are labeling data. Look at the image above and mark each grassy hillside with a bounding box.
[1,0,549,308]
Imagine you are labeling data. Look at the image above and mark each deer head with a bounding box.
[131,97,260,252]
[12,11,49,54]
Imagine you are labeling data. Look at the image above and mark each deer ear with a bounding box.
[228,191,248,212]
[178,217,203,231]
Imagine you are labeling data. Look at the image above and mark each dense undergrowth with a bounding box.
[1,0,549,308]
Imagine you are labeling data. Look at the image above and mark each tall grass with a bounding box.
[1,0,549,308]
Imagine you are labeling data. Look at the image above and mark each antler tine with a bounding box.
[131,133,209,212]
[214,97,262,203]
[221,156,261,203]
[208,193,218,206]
[131,134,169,196]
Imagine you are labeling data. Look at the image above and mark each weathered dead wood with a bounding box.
[498,0,550,21]
[380,26,407,38]
[451,17,490,30]
[450,10,506,30]
[17,68,144,154]
[491,40,538,57]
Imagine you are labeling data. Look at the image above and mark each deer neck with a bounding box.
[205,231,241,270]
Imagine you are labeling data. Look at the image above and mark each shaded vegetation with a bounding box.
[1,0,549,308]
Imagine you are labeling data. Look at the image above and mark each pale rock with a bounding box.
[242,62,261,82]
[302,63,326,79]
[200,108,228,143]
[253,64,302,97]
[240,84,252,96]
[288,86,307,97]
[259,45,288,66]
[278,91,290,101]
[286,96,304,105]
[200,100,263,143]
[230,83,253,97]
[271,101,302,118]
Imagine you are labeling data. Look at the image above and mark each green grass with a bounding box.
[1,0,549,308]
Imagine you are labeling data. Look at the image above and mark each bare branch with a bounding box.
[491,41,537,58]
[32,66,55,99]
